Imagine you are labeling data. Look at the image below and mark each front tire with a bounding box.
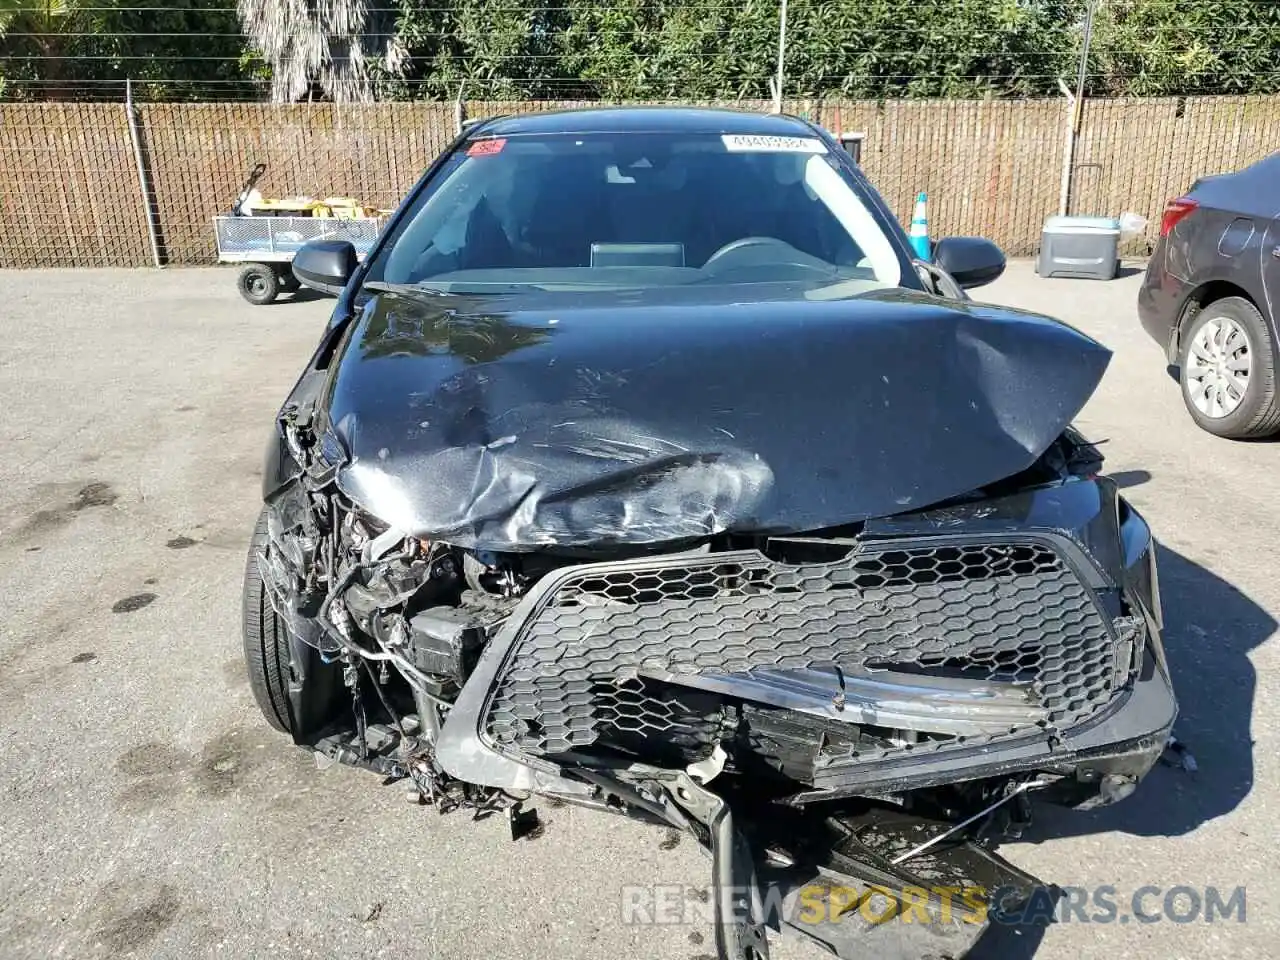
[1179,296,1280,439]
[241,509,345,738]
[242,510,294,733]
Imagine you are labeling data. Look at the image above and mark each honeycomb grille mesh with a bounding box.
[484,542,1120,764]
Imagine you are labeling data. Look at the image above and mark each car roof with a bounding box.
[473,107,819,138]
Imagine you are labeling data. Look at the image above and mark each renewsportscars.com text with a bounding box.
[621,883,1246,927]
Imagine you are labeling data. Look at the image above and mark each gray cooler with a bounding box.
[1036,215,1120,280]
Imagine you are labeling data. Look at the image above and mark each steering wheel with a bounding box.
[702,236,791,268]
[701,236,834,280]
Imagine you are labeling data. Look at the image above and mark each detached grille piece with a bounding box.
[485,541,1121,767]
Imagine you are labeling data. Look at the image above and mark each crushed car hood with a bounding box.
[320,284,1110,550]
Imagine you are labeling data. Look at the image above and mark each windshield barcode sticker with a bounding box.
[721,134,827,154]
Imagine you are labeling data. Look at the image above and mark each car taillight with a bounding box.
[1159,196,1198,237]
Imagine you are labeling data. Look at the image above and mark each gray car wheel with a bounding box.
[1179,296,1280,439]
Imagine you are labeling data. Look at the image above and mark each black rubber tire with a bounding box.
[242,509,294,733]
[237,263,280,305]
[277,270,301,294]
[1179,296,1280,439]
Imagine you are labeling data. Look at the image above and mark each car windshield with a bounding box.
[363,130,905,294]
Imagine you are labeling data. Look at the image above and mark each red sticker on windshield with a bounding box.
[467,138,507,157]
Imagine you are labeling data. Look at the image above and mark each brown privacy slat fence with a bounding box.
[2,96,1279,268]
[137,102,458,264]
[0,103,152,267]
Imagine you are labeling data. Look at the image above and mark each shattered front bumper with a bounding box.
[437,479,1175,803]
[432,479,1175,959]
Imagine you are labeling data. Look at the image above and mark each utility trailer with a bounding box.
[215,163,387,305]
[214,214,385,305]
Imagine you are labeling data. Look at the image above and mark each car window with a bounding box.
[368,131,903,292]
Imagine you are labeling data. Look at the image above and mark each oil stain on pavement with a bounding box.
[112,727,288,814]
[90,881,182,954]
[14,480,118,540]
[112,593,157,613]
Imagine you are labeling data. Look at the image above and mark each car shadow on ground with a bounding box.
[270,288,328,305]
[967,916,1056,960]
[1027,543,1269,841]
[1106,469,1152,489]
[962,542,1271,958]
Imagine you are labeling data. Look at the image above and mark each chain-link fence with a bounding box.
[3,94,1280,268]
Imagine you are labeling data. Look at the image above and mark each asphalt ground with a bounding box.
[0,261,1275,959]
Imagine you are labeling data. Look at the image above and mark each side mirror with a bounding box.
[932,237,1006,289]
[292,239,357,296]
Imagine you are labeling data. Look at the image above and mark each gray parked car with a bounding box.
[1138,152,1280,439]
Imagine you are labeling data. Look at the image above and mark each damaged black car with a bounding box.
[242,108,1177,959]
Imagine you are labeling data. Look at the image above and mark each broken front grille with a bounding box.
[484,540,1124,769]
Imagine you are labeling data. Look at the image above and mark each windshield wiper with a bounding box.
[362,281,458,296]
[363,280,549,296]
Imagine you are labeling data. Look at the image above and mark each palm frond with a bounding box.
[236,0,407,103]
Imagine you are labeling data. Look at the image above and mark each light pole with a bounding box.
[1075,0,1099,108]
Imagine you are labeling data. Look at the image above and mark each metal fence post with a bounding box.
[1057,79,1076,216]
[125,79,163,268]
[771,0,788,114]
[454,81,468,137]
